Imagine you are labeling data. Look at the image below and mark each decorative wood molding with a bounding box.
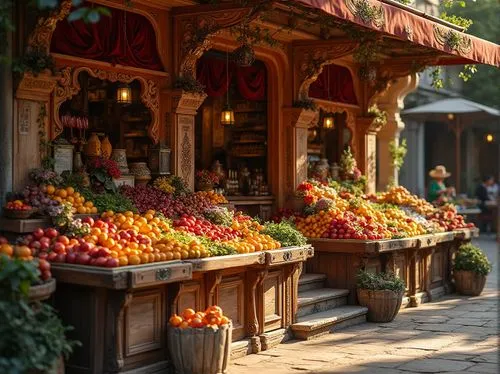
[172,90,208,115]
[175,5,263,80]
[294,41,359,101]
[346,0,385,28]
[285,107,319,129]
[205,271,223,306]
[246,269,267,337]
[433,26,472,54]
[27,0,72,53]
[53,66,161,143]
[105,291,132,372]
[16,72,57,101]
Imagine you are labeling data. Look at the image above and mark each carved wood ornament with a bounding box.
[54,66,161,143]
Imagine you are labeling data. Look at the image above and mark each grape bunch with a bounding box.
[22,185,60,214]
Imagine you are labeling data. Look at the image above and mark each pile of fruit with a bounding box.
[427,204,473,231]
[46,185,97,214]
[196,190,228,205]
[4,200,33,211]
[0,235,52,281]
[370,186,435,216]
[169,306,230,329]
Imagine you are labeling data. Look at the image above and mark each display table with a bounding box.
[50,245,313,373]
[307,229,478,307]
[50,261,192,374]
[174,245,313,358]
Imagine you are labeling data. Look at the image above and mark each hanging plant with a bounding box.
[389,138,408,171]
[13,47,56,76]
[174,76,206,95]
[232,43,256,67]
[36,103,55,170]
[293,99,317,111]
[367,104,387,129]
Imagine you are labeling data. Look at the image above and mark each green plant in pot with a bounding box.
[0,255,79,373]
[356,270,405,323]
[453,244,491,296]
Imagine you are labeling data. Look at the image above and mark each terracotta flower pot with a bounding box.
[454,270,487,296]
[168,323,232,374]
[357,289,404,323]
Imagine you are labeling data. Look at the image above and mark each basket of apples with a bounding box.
[0,235,54,302]
[3,200,37,219]
[168,306,232,374]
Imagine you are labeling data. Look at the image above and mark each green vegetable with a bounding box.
[454,244,491,276]
[262,221,307,247]
[356,270,406,293]
[80,189,137,213]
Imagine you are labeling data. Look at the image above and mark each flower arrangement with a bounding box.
[29,168,63,187]
[86,158,121,193]
[196,170,220,190]
[153,175,189,196]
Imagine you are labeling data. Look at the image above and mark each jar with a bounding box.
[101,136,112,159]
[86,133,101,157]
[111,149,129,174]
[315,158,330,181]
[211,160,225,183]
[73,152,83,172]
[129,162,151,186]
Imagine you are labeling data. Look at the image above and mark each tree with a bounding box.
[444,0,500,108]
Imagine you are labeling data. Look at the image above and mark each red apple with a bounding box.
[57,235,70,245]
[45,228,58,239]
[105,258,119,268]
[76,253,91,265]
[95,257,108,267]
[47,252,58,262]
[39,237,51,249]
[53,242,66,254]
[38,252,48,260]
[82,216,94,226]
[66,252,77,264]
[33,228,44,240]
[38,259,51,272]
[89,258,97,266]
[30,240,41,250]
[41,270,52,281]
[0,236,8,245]
[97,247,111,258]
[54,253,66,263]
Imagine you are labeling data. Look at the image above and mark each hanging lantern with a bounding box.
[221,104,235,126]
[116,83,132,105]
[323,114,334,129]
[486,133,494,143]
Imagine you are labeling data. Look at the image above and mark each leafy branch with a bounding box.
[389,138,407,171]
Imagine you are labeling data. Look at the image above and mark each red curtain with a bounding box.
[196,55,266,101]
[50,7,164,71]
[309,64,357,105]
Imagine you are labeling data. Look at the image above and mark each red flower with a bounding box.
[304,195,315,205]
[298,182,313,192]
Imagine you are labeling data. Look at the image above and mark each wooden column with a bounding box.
[356,117,381,194]
[449,119,464,193]
[171,91,207,190]
[283,108,318,202]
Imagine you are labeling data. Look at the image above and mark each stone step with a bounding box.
[298,273,327,292]
[291,305,368,340]
[297,288,349,318]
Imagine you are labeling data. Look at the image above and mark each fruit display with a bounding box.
[4,200,33,211]
[173,215,241,241]
[225,231,281,253]
[0,235,52,281]
[22,184,60,214]
[46,185,97,214]
[427,204,474,231]
[169,306,230,329]
[372,186,435,216]
[196,190,228,205]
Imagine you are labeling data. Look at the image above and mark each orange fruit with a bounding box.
[0,244,13,257]
[179,321,190,329]
[77,206,86,214]
[169,314,183,327]
[118,256,128,266]
[57,189,68,198]
[139,253,149,264]
[46,185,55,195]
[14,245,31,258]
[182,308,196,321]
[128,255,141,265]
[220,316,230,325]
[165,252,174,261]
[84,201,93,208]
[66,186,75,195]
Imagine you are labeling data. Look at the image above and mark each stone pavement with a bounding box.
[229,237,498,374]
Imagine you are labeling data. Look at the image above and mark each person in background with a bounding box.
[486,177,498,201]
[476,175,495,232]
[427,165,455,204]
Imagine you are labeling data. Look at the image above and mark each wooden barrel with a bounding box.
[168,323,232,374]
[454,270,486,296]
[357,289,403,323]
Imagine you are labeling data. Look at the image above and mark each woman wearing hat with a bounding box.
[427,165,455,204]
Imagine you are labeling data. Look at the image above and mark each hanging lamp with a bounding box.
[221,49,235,126]
[116,8,132,105]
[323,65,334,129]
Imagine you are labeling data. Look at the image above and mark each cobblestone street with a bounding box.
[230,237,498,374]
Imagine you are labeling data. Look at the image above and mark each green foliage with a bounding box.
[356,270,406,293]
[174,76,206,95]
[395,0,413,4]
[262,221,307,247]
[430,67,444,90]
[367,104,387,128]
[458,64,477,82]
[13,47,56,76]
[454,243,492,276]
[439,12,473,31]
[203,207,234,226]
[80,189,137,213]
[389,138,408,171]
[0,255,78,373]
[202,240,237,257]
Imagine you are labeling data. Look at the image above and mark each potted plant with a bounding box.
[453,243,491,296]
[0,255,78,373]
[356,270,405,323]
[196,170,219,192]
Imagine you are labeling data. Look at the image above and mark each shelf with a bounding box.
[124,131,148,138]
[231,153,266,158]
[231,126,267,132]
[233,140,266,144]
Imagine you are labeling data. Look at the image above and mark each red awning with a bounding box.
[295,0,500,67]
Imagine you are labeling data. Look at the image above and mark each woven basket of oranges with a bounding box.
[168,306,232,374]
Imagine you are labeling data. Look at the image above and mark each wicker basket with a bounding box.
[454,270,486,296]
[168,323,232,374]
[29,279,56,303]
[357,289,404,323]
[3,208,37,219]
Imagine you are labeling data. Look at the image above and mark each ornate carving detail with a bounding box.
[106,291,132,372]
[403,25,414,41]
[206,271,223,306]
[295,42,358,101]
[433,26,472,54]
[247,269,267,337]
[346,0,385,28]
[180,129,192,184]
[53,67,160,142]
[28,0,72,53]
[177,7,259,79]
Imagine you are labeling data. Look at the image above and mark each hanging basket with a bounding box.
[454,270,487,296]
[168,323,232,374]
[357,289,404,323]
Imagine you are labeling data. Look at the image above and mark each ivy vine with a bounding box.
[367,104,387,129]
[389,138,407,171]
[174,75,206,95]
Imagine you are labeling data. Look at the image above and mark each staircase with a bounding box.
[291,273,368,340]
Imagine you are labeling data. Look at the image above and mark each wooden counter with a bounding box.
[307,230,477,307]
[50,261,192,374]
[174,245,313,357]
